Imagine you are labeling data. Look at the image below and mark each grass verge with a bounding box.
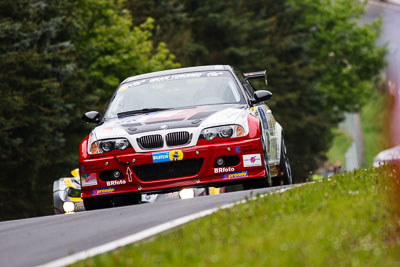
[73,167,400,266]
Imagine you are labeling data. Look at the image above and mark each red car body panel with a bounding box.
[79,115,267,199]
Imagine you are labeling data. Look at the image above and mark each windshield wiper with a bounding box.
[117,108,171,118]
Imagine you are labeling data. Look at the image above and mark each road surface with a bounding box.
[0,186,291,267]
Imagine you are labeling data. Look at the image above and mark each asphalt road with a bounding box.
[0,186,289,267]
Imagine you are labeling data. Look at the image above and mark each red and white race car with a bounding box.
[79,65,292,210]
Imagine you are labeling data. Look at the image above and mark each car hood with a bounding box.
[89,104,252,152]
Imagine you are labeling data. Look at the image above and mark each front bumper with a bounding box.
[79,138,266,198]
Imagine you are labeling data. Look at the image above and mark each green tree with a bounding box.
[0,0,76,218]
[126,0,385,180]
[0,0,179,220]
[74,0,179,103]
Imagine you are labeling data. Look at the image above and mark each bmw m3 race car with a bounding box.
[79,65,292,210]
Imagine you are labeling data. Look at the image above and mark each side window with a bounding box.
[243,82,255,98]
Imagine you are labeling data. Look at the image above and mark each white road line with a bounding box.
[38,184,305,267]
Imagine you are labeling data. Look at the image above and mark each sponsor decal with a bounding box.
[169,150,184,161]
[214,167,235,174]
[106,180,126,186]
[235,146,240,153]
[149,73,203,84]
[92,187,115,196]
[83,163,103,172]
[206,71,224,77]
[81,173,98,187]
[75,202,85,211]
[130,80,147,87]
[125,71,232,88]
[152,150,184,163]
[222,171,248,180]
[243,154,262,167]
[152,151,170,163]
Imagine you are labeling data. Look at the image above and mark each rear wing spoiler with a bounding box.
[243,70,268,87]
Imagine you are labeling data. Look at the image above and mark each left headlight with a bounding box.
[63,202,75,213]
[89,138,131,154]
[199,125,246,141]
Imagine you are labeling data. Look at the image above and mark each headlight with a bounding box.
[63,202,75,213]
[67,187,81,198]
[179,188,195,199]
[200,125,246,141]
[89,138,131,154]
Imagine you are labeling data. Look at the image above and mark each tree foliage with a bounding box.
[0,0,178,220]
[125,0,385,179]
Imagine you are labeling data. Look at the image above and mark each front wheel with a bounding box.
[83,196,112,210]
[83,193,141,210]
[278,136,292,185]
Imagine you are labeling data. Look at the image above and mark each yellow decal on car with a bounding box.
[168,150,184,161]
[64,178,73,187]
[70,168,79,177]
[69,197,83,202]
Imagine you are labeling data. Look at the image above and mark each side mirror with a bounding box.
[253,90,272,103]
[82,111,100,123]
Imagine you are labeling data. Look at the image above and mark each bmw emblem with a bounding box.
[160,125,168,130]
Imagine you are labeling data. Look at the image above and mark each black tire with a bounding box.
[84,193,141,210]
[279,136,292,185]
[243,131,271,190]
[83,196,112,210]
[112,192,141,207]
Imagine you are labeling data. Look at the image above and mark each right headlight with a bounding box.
[89,138,131,154]
[200,125,246,141]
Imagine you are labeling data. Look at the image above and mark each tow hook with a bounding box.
[113,154,130,166]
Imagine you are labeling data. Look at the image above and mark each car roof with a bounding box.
[121,65,234,85]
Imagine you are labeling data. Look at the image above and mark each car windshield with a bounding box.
[104,71,244,119]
